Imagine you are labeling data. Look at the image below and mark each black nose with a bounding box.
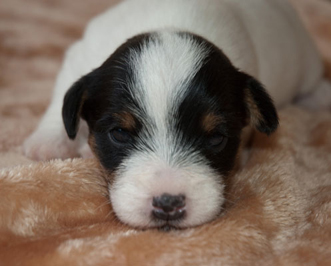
[152,193,186,221]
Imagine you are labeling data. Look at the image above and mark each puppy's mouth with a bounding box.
[156,220,187,231]
[158,224,180,232]
[150,206,186,230]
[152,215,187,231]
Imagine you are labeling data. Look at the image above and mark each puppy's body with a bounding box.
[64,0,322,104]
[24,0,330,228]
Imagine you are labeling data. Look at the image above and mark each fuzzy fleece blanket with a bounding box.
[1,0,331,265]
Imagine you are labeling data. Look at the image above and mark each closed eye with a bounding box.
[207,133,228,152]
[109,128,133,145]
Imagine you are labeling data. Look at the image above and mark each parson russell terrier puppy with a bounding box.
[24,0,331,229]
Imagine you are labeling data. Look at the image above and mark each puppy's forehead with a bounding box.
[129,32,209,125]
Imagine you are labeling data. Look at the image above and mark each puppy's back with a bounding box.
[62,0,322,106]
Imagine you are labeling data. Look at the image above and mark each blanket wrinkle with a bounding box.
[1,0,331,265]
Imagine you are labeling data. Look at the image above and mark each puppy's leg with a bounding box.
[23,42,88,161]
[23,107,89,160]
[295,79,331,111]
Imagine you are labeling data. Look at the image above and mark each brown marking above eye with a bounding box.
[113,111,137,132]
[201,112,223,133]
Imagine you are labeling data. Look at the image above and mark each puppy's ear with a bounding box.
[62,77,88,139]
[243,74,279,135]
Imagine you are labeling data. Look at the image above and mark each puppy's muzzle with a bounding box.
[152,193,186,221]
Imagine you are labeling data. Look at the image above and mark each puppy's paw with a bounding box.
[23,129,80,161]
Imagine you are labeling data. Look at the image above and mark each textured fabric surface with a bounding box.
[1,0,331,265]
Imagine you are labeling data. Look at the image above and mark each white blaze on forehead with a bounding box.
[132,31,208,120]
[129,31,209,163]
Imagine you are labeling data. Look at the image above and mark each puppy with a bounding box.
[24,0,331,229]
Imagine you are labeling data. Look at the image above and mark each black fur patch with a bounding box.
[62,34,150,170]
[174,34,247,175]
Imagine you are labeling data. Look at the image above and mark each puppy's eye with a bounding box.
[109,128,132,144]
[208,133,227,151]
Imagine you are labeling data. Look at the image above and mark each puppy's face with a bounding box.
[63,32,278,229]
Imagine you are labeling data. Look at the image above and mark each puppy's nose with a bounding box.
[152,193,186,221]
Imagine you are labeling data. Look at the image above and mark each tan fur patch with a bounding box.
[245,89,264,128]
[88,134,116,185]
[201,113,223,133]
[114,112,136,131]
[88,134,97,154]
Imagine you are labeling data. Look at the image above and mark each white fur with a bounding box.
[129,32,208,160]
[23,0,330,227]
[130,32,208,128]
[110,150,224,228]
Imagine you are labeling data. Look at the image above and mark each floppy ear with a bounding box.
[243,75,279,135]
[62,77,88,139]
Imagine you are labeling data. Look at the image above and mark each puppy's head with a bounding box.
[62,32,278,229]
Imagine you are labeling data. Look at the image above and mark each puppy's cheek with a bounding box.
[109,152,225,228]
[179,180,225,228]
[88,134,98,156]
[109,178,154,228]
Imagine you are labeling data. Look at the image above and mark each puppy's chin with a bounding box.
[107,150,225,229]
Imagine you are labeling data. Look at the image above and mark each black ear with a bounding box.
[62,77,88,139]
[243,75,279,135]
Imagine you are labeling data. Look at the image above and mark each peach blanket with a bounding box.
[1,0,331,265]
